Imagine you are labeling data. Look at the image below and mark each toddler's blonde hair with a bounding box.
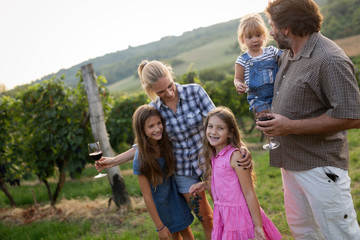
[237,13,269,52]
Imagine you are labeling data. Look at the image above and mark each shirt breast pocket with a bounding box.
[186,109,202,129]
[165,122,176,141]
[214,163,233,180]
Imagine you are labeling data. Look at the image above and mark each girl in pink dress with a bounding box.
[189,106,282,240]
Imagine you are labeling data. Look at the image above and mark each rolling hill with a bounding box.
[28,0,359,95]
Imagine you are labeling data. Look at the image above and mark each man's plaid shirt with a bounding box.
[150,83,215,177]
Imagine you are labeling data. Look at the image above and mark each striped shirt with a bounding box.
[150,83,215,177]
[270,32,360,171]
[235,46,281,86]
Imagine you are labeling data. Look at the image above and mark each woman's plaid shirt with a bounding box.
[150,83,215,177]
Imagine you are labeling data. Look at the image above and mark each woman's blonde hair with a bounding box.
[137,60,175,100]
[237,13,269,52]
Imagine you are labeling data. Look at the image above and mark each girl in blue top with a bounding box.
[234,13,282,111]
[132,105,194,240]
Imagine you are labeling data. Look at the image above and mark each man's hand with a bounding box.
[255,113,292,136]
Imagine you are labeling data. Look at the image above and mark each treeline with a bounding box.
[321,0,360,39]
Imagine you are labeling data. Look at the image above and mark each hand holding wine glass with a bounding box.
[88,142,107,178]
[252,101,280,150]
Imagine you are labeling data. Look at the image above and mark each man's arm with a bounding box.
[257,113,360,136]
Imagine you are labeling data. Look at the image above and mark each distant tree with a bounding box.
[106,93,149,153]
[199,68,226,82]
[178,64,201,84]
[167,58,185,67]
[0,96,25,207]
[321,0,360,39]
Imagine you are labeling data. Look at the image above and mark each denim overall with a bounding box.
[242,52,280,111]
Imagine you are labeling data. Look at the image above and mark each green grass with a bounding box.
[0,129,359,240]
[0,221,91,240]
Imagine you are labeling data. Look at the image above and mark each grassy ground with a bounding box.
[0,129,359,240]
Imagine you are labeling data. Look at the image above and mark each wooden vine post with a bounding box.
[81,63,130,208]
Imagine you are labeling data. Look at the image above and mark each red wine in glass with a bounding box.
[89,152,103,161]
[253,101,280,150]
[258,116,274,122]
[88,142,107,178]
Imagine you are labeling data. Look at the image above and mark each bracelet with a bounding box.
[155,224,165,232]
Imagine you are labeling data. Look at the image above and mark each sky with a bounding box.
[0,0,269,90]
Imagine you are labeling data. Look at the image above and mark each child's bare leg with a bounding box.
[183,191,213,240]
[179,226,195,240]
[171,232,182,240]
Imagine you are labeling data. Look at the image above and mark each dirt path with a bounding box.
[0,196,145,226]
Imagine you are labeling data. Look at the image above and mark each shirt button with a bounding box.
[185,139,188,142]
[344,214,348,219]
[276,91,279,95]
[283,75,286,79]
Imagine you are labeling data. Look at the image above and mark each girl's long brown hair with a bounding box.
[132,105,175,187]
[202,106,255,185]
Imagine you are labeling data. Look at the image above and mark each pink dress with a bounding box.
[211,145,282,240]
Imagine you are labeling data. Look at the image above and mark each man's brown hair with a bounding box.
[265,0,323,37]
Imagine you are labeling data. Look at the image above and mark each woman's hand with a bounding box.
[237,147,253,171]
[189,182,208,196]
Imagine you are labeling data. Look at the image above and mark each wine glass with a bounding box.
[252,101,280,150]
[88,142,107,178]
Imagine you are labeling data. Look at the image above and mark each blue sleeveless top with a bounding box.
[133,149,194,233]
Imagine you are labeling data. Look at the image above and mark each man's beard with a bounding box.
[274,31,291,50]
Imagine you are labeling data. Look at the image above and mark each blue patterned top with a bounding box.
[149,83,215,177]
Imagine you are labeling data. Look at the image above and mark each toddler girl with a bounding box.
[234,13,282,110]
